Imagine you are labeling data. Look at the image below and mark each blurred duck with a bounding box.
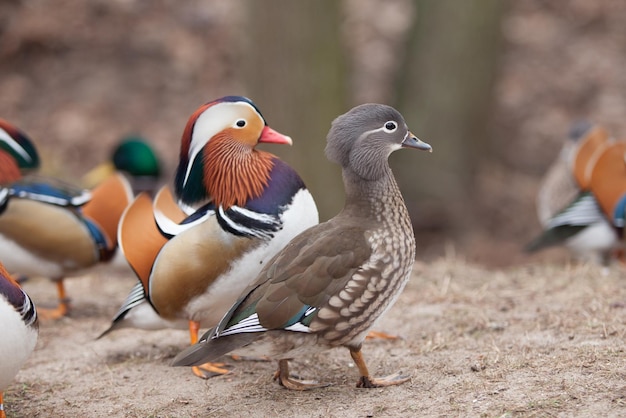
[526,122,620,265]
[83,135,163,196]
[0,261,38,418]
[0,119,133,319]
[587,140,626,243]
[102,96,319,378]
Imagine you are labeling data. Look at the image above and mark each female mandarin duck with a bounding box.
[82,135,163,195]
[0,261,38,418]
[173,103,432,390]
[104,96,319,378]
[0,119,133,319]
[526,121,620,265]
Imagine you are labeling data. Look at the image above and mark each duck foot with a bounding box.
[350,347,410,389]
[357,372,410,388]
[37,299,70,320]
[273,359,330,391]
[192,362,232,379]
[39,281,71,319]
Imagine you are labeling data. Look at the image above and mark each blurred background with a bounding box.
[1,0,625,267]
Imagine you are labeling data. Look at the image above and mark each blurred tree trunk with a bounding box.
[239,0,348,221]
[394,0,506,235]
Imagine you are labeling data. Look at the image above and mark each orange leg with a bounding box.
[273,359,330,390]
[0,390,5,418]
[350,347,410,388]
[366,330,401,341]
[38,279,70,320]
[188,320,231,379]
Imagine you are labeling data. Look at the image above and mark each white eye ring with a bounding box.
[235,119,246,128]
[383,121,397,133]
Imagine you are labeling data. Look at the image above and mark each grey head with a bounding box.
[325,104,431,181]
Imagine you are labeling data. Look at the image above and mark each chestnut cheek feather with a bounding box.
[202,137,275,209]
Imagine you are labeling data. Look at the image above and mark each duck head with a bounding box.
[0,119,40,184]
[174,96,292,208]
[325,103,431,181]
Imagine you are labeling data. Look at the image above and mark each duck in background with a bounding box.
[526,122,620,265]
[586,139,626,253]
[0,119,133,318]
[101,96,319,379]
[83,135,163,196]
[0,261,38,418]
[173,103,432,390]
[82,135,164,272]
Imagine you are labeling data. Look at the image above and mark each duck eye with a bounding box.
[235,119,246,128]
[384,121,397,132]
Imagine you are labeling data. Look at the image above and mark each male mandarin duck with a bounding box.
[83,135,163,195]
[173,103,432,390]
[0,261,38,418]
[102,96,319,378]
[0,119,133,319]
[587,140,626,239]
[526,121,619,264]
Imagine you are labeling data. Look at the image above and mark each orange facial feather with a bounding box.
[202,133,275,209]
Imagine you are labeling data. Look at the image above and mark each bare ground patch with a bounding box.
[5,259,625,417]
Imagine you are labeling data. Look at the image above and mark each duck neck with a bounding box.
[340,165,405,220]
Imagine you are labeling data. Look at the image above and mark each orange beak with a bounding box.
[259,126,293,146]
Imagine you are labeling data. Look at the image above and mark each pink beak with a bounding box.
[259,126,293,146]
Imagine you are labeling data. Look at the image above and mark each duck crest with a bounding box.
[203,134,275,209]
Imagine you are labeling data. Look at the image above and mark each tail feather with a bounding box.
[525,225,586,253]
[172,332,260,367]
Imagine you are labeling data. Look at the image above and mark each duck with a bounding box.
[102,96,319,379]
[526,121,619,265]
[0,261,38,418]
[173,103,432,390]
[82,135,163,195]
[0,119,134,319]
[587,140,626,241]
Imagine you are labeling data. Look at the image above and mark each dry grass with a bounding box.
[5,258,626,417]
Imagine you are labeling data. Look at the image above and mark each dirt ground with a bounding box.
[5,257,625,417]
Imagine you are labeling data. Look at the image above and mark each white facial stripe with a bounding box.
[182,101,262,187]
[357,126,386,143]
[0,128,32,162]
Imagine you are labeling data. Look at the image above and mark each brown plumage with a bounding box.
[173,103,432,390]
